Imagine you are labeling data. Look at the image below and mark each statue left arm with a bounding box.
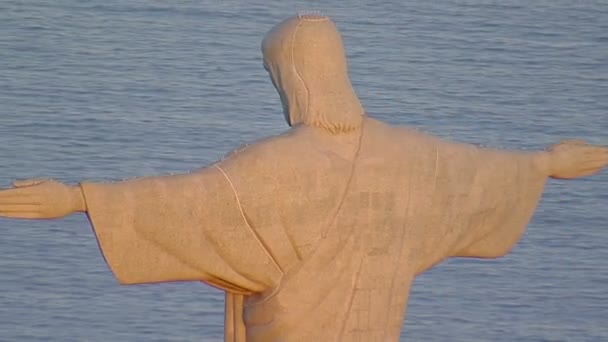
[0,179,86,219]
[0,168,283,294]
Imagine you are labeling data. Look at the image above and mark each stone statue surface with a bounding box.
[1,14,607,342]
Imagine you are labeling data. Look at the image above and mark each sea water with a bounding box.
[0,1,606,341]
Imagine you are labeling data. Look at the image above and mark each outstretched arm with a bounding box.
[454,139,607,259]
[0,169,282,294]
[0,179,86,219]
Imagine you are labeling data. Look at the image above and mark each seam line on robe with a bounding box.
[213,164,285,276]
[291,19,309,122]
[320,120,365,239]
[433,144,439,186]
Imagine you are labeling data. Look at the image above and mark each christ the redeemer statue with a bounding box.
[1,13,606,342]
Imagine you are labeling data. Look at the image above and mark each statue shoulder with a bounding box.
[216,130,303,168]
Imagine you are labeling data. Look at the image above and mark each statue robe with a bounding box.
[80,13,548,342]
[81,118,547,341]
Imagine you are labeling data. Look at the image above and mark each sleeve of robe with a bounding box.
[413,139,549,271]
[79,166,283,294]
[448,142,548,258]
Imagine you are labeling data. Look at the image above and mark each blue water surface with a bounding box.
[0,1,606,341]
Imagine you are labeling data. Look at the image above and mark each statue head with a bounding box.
[262,13,364,133]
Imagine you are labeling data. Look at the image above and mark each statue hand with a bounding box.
[0,179,85,219]
[548,140,608,179]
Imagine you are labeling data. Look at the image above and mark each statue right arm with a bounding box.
[545,140,608,179]
[451,140,607,260]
